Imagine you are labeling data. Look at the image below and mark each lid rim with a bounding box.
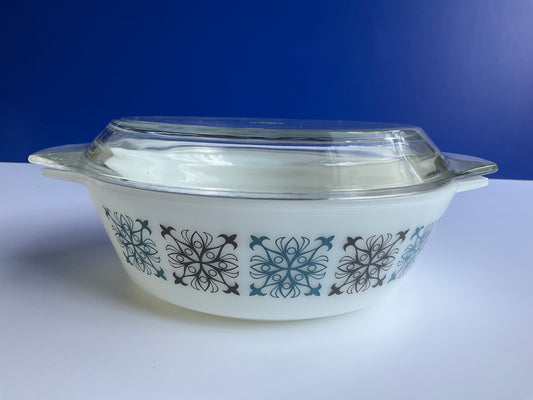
[78,159,459,200]
[28,117,499,200]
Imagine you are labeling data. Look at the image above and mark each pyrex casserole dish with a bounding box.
[29,117,498,320]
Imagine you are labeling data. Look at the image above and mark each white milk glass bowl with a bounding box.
[29,117,498,320]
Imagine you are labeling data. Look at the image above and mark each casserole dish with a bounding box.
[29,117,497,320]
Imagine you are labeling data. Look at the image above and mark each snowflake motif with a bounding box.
[161,226,239,295]
[103,207,166,280]
[389,223,434,282]
[249,235,334,298]
[329,230,408,295]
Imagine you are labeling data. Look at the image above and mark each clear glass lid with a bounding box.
[29,117,498,199]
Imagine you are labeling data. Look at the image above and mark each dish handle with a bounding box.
[443,152,498,193]
[28,144,89,184]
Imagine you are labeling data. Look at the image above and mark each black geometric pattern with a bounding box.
[329,230,408,295]
[161,226,239,295]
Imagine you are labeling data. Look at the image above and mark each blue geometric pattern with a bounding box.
[103,207,166,280]
[389,223,434,282]
[249,235,334,298]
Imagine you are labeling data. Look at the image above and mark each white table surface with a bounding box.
[1,163,532,400]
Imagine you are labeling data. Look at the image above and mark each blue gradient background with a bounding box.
[1,1,532,178]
